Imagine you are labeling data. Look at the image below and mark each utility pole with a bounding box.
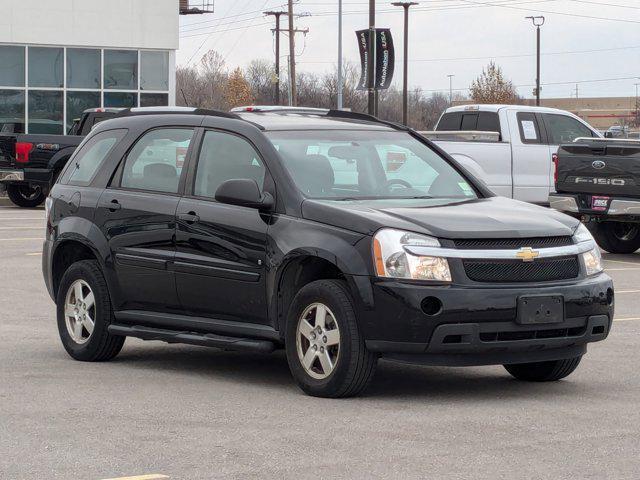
[447,74,454,106]
[337,0,343,109]
[288,0,297,106]
[635,82,640,127]
[392,2,418,126]
[367,0,376,115]
[526,16,545,106]
[265,10,286,105]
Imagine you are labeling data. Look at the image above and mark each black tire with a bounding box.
[285,279,377,398]
[6,183,46,208]
[591,221,640,254]
[56,260,125,362]
[504,355,582,382]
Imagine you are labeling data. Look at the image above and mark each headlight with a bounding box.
[573,224,603,275]
[573,223,594,244]
[373,229,451,282]
[582,247,603,276]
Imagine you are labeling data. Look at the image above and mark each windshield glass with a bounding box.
[266,130,477,200]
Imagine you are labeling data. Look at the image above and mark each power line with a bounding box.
[298,44,640,64]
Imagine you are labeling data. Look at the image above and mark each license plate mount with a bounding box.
[517,295,564,324]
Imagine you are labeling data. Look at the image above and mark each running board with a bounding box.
[108,324,276,353]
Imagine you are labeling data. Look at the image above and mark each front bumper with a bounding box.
[360,273,613,366]
[550,193,640,219]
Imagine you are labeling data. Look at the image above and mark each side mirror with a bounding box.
[604,131,613,138]
[214,178,274,210]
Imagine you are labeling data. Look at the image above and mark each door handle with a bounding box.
[178,211,200,224]
[99,199,121,212]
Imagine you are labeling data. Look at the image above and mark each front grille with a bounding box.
[463,257,580,283]
[453,236,573,250]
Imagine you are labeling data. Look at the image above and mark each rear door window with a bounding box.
[477,112,500,133]
[62,129,126,186]
[542,114,594,144]
[120,128,194,194]
[516,112,543,144]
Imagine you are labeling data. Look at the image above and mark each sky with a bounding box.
[177,0,640,100]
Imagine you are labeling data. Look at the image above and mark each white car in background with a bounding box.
[421,105,603,205]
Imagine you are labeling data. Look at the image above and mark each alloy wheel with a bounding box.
[296,302,341,380]
[64,279,96,344]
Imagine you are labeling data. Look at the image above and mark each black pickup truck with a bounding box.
[0,108,120,207]
[550,138,640,253]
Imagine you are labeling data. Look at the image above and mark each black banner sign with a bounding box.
[375,28,394,90]
[355,28,395,91]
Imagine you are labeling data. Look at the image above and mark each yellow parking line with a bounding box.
[0,226,42,230]
[100,475,169,480]
[616,290,640,294]
[0,237,44,241]
[603,259,640,266]
[26,252,42,256]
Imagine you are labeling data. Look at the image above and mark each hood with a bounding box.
[301,196,579,239]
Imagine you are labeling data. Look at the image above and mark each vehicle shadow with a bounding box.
[112,344,593,401]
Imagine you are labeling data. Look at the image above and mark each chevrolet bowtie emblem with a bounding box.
[516,247,540,262]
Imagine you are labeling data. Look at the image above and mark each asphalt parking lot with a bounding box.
[1,201,639,480]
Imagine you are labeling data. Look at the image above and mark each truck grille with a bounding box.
[453,236,573,250]
[463,257,580,283]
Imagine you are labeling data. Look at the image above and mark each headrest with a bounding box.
[143,162,177,179]
[286,154,334,195]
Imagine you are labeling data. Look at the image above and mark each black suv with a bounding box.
[43,107,614,397]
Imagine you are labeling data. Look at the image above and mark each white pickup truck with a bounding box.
[422,105,602,204]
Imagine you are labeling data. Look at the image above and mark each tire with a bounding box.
[504,355,582,382]
[56,259,125,362]
[6,183,46,208]
[591,221,640,254]
[285,279,377,398]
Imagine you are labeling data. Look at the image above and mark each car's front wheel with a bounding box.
[504,355,582,382]
[285,279,377,398]
[56,260,125,361]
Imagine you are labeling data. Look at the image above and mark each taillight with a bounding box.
[552,152,559,184]
[15,142,33,163]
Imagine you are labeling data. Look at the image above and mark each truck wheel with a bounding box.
[285,279,377,398]
[56,260,125,362]
[591,222,640,254]
[6,183,46,207]
[504,356,582,382]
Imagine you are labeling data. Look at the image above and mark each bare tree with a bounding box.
[469,61,519,104]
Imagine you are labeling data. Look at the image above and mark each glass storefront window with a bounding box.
[141,51,169,91]
[104,50,138,90]
[0,90,25,133]
[67,49,101,89]
[67,91,101,131]
[104,92,137,108]
[0,46,25,87]
[28,90,63,134]
[140,93,169,107]
[28,47,64,88]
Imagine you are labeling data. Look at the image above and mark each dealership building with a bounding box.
[0,0,187,135]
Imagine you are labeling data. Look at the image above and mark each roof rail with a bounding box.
[116,106,242,120]
[231,105,330,115]
[326,109,408,131]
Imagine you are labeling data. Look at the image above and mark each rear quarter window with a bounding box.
[61,128,127,186]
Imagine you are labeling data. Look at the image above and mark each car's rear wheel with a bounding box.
[591,221,640,254]
[285,279,377,398]
[6,183,46,208]
[504,355,582,382]
[56,260,125,361]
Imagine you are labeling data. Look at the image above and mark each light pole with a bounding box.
[392,1,418,126]
[447,74,454,106]
[367,0,376,115]
[337,0,343,109]
[526,16,545,106]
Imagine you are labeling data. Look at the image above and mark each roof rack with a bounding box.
[232,105,408,131]
[115,106,242,121]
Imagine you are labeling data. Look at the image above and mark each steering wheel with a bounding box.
[386,179,413,190]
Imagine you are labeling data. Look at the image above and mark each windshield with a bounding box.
[266,130,477,200]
